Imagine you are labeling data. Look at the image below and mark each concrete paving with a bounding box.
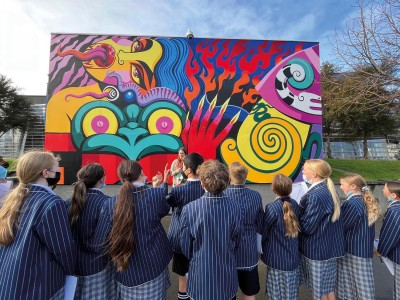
[53,184,394,299]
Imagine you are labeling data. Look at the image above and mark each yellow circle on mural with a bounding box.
[82,108,119,137]
[147,109,182,136]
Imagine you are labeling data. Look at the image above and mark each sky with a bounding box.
[0,0,359,96]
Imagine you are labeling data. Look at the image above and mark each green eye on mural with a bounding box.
[138,102,186,137]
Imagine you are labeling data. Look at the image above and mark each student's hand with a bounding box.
[374,248,382,256]
[152,172,163,187]
[163,164,171,183]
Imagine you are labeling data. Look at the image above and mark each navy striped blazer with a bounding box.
[110,185,173,286]
[224,185,263,269]
[180,192,243,300]
[378,201,400,264]
[66,189,113,275]
[0,184,75,300]
[164,180,205,253]
[342,194,375,258]
[299,182,345,260]
[261,197,300,271]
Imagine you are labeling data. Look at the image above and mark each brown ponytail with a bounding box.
[272,174,300,238]
[69,163,105,226]
[108,160,142,272]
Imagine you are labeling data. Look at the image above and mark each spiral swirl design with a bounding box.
[221,115,304,182]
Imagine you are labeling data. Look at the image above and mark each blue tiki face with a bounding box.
[71,100,186,160]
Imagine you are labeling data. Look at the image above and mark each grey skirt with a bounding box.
[394,262,400,300]
[337,253,375,300]
[266,266,299,300]
[74,266,117,300]
[117,267,170,300]
[300,255,337,299]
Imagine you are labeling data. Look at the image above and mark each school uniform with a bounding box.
[180,192,243,300]
[66,188,116,299]
[299,181,344,299]
[224,185,263,296]
[337,194,375,300]
[112,185,173,299]
[261,196,300,300]
[378,200,400,299]
[0,184,75,300]
[164,180,204,275]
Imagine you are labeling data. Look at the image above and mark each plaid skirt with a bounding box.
[117,267,170,300]
[74,266,117,300]
[300,255,337,299]
[337,253,375,300]
[266,266,299,300]
[395,262,400,300]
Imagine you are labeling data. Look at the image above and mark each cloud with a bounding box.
[1,0,357,95]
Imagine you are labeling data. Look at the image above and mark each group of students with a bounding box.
[0,150,399,300]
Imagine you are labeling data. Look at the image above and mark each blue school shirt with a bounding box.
[224,185,263,269]
[299,181,345,260]
[378,201,400,264]
[66,188,113,275]
[261,197,300,271]
[111,185,173,286]
[164,180,205,253]
[0,184,75,300]
[180,192,243,300]
[342,194,375,258]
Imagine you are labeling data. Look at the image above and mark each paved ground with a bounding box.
[54,184,394,299]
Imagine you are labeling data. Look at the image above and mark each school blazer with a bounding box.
[261,197,300,271]
[224,185,263,269]
[342,194,375,258]
[66,189,113,275]
[299,182,345,260]
[0,185,75,300]
[164,180,205,253]
[111,186,173,286]
[378,201,400,264]
[180,192,243,300]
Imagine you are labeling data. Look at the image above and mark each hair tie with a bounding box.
[361,186,370,192]
[280,196,291,202]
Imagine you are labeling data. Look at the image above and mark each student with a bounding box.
[377,181,400,299]
[337,173,379,299]
[108,160,172,299]
[163,152,205,300]
[261,174,300,300]
[225,162,263,300]
[0,165,12,203]
[299,159,344,300]
[67,163,116,299]
[0,150,75,300]
[180,160,243,300]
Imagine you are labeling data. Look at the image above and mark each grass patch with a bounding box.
[325,159,400,182]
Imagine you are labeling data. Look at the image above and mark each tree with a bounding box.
[0,75,37,138]
[336,67,397,159]
[321,62,345,158]
[333,0,400,111]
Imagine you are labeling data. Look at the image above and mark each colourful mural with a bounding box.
[45,34,322,184]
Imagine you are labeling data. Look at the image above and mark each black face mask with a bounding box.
[46,171,61,187]
[2,162,9,169]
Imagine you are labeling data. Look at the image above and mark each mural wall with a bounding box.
[45,34,322,184]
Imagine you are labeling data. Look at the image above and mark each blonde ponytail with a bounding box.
[363,190,380,226]
[0,185,29,245]
[327,177,341,222]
